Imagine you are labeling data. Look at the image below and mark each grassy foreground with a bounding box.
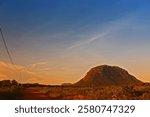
[0,80,150,100]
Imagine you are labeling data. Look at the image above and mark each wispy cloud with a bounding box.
[29,62,47,69]
[0,61,45,83]
[68,32,108,49]
[68,13,136,50]
[26,61,53,73]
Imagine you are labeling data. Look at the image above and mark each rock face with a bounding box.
[75,65,142,86]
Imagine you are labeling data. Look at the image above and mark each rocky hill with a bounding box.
[75,65,142,86]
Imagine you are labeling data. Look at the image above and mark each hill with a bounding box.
[75,65,142,86]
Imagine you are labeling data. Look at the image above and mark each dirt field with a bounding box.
[17,84,150,100]
[20,87,50,100]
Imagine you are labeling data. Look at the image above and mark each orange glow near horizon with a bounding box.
[0,60,150,85]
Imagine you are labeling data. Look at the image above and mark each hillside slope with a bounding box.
[75,65,142,86]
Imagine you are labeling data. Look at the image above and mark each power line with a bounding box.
[0,27,15,65]
[0,27,22,82]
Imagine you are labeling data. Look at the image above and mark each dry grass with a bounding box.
[1,81,150,100]
[34,84,150,100]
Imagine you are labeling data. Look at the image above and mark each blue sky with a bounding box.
[0,0,150,84]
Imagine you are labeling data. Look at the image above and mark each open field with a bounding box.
[0,80,150,100]
[19,83,150,100]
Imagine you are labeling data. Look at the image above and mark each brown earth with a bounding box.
[20,87,50,100]
[19,84,150,100]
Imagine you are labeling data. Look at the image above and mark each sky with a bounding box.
[0,0,150,84]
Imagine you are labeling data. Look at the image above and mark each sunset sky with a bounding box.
[0,0,150,84]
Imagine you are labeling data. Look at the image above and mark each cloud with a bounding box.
[29,62,47,69]
[67,11,138,51]
[68,32,108,49]
[0,61,46,83]
[26,62,52,73]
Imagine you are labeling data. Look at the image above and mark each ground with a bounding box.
[0,84,150,100]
